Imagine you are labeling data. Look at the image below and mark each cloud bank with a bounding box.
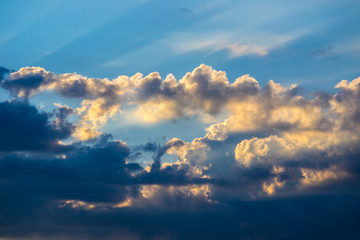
[1,65,360,239]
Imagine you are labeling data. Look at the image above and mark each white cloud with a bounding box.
[165,31,296,58]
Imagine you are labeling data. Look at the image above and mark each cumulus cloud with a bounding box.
[2,65,262,137]
[229,76,360,171]
[132,64,261,125]
[1,67,136,140]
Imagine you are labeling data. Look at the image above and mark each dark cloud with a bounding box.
[0,121,360,240]
[2,75,43,98]
[0,187,359,240]
[0,101,74,152]
[133,141,160,152]
[140,163,211,186]
[0,135,140,203]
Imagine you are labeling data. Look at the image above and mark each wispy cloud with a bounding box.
[165,31,303,58]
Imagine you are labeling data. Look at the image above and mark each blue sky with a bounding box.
[1,1,360,239]
[1,0,359,88]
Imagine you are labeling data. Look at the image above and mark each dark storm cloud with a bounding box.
[0,135,140,204]
[1,184,359,240]
[0,131,217,240]
[0,119,360,240]
[0,100,74,152]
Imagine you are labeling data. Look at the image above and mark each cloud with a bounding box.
[164,30,300,59]
[74,98,121,140]
[170,34,269,58]
[2,67,55,99]
[0,134,140,203]
[227,42,268,57]
[2,65,261,130]
[0,100,74,152]
[1,67,134,140]
[234,135,294,167]
[333,77,360,131]
[1,64,360,239]
[133,64,261,124]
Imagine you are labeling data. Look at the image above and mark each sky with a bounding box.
[0,0,360,239]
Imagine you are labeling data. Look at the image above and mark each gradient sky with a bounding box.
[1,1,360,239]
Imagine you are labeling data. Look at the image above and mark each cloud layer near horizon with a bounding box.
[1,65,360,239]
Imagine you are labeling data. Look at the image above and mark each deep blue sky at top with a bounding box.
[1,0,359,91]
